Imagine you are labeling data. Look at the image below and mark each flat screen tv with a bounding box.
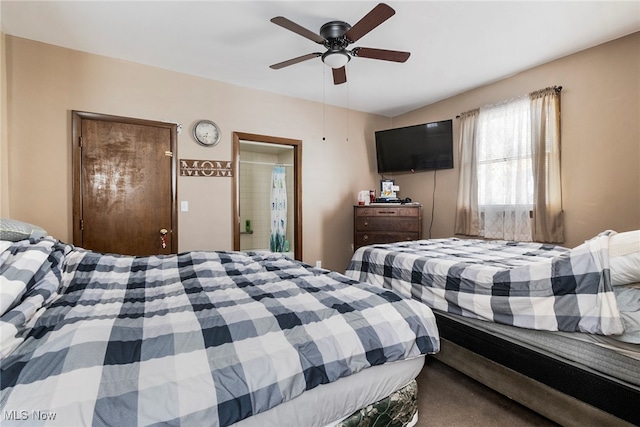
[375,119,453,174]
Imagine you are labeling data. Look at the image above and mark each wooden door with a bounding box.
[72,111,177,255]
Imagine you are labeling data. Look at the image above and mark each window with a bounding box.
[476,96,533,240]
[454,87,564,243]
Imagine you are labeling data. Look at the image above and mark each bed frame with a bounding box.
[433,312,639,427]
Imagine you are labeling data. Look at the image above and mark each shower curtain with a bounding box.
[270,166,287,252]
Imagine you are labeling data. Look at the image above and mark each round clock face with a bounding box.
[193,120,221,147]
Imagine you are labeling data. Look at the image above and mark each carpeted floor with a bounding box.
[415,357,558,426]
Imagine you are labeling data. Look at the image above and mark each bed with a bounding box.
[0,223,440,427]
[346,230,640,426]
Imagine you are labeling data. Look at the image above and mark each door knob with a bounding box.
[160,229,168,249]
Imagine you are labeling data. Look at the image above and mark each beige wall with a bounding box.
[1,33,8,217]
[3,36,390,271]
[3,32,639,272]
[390,32,640,248]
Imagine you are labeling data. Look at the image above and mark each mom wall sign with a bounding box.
[180,159,233,177]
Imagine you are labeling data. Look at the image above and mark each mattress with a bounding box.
[233,355,425,427]
[435,310,640,425]
[436,311,639,387]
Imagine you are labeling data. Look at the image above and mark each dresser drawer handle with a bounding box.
[379,210,396,215]
[364,221,368,226]
[363,235,368,241]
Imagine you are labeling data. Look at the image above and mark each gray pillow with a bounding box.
[0,219,47,242]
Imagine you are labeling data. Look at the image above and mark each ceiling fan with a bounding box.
[269,3,410,85]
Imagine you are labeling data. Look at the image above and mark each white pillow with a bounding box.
[609,230,640,286]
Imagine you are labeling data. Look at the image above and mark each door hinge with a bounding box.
[164,151,173,157]
[79,136,83,148]
[80,219,83,231]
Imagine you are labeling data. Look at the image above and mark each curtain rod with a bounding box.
[239,160,293,167]
[455,85,562,118]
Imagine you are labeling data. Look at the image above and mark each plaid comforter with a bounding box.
[0,238,439,426]
[346,232,624,336]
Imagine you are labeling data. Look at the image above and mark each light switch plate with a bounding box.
[181,201,189,212]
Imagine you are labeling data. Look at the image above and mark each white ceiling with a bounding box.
[2,1,639,117]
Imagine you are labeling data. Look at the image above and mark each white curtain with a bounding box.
[454,87,563,243]
[477,95,533,241]
[530,87,564,242]
[270,166,287,252]
[454,109,480,236]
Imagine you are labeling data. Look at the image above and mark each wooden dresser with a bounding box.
[353,204,423,250]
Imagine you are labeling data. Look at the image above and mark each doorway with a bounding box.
[232,132,302,260]
[72,111,178,255]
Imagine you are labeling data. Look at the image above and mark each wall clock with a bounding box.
[193,120,221,147]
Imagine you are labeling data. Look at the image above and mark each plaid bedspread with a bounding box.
[0,238,70,359]
[0,238,439,426]
[346,232,624,336]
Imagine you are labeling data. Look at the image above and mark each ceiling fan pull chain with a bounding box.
[323,66,326,141]
[346,73,349,142]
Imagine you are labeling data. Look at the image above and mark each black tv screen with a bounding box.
[375,119,454,173]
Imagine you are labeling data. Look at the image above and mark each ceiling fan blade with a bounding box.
[332,67,347,85]
[270,53,322,70]
[353,47,410,63]
[271,16,326,44]
[344,3,395,43]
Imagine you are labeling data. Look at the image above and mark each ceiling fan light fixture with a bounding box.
[270,4,408,85]
[322,51,350,69]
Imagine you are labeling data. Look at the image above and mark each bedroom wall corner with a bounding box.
[391,31,640,248]
[0,32,9,217]
[4,36,388,271]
